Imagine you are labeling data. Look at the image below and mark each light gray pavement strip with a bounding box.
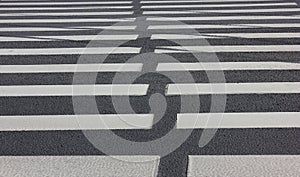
[0,156,160,177]
[188,155,300,177]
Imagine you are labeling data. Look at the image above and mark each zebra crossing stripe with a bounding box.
[141,0,283,3]
[177,112,300,128]
[0,114,154,130]
[142,3,297,8]
[0,156,160,177]
[188,155,300,177]
[0,26,136,32]
[156,62,300,71]
[0,1,132,5]
[155,45,300,53]
[0,6,133,10]
[0,63,143,73]
[0,18,135,23]
[0,12,134,16]
[0,84,149,96]
[166,82,300,95]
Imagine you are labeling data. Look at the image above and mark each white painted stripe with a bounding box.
[177,112,300,128]
[0,47,140,55]
[149,23,300,29]
[0,11,133,16]
[0,84,149,96]
[151,33,300,39]
[0,18,135,23]
[0,63,143,73]
[166,82,300,95]
[0,1,132,5]
[0,26,136,32]
[155,45,300,53]
[148,15,300,21]
[142,3,297,8]
[142,0,282,3]
[156,62,300,71]
[188,155,300,177]
[0,35,138,42]
[0,114,154,130]
[0,156,159,177]
[144,8,300,14]
[0,6,133,10]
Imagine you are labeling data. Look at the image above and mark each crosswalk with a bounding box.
[0,0,300,176]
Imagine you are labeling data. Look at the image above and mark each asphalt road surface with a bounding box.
[0,0,300,176]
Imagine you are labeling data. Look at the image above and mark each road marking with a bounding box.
[188,155,300,177]
[151,33,300,39]
[0,35,138,42]
[0,18,135,23]
[0,11,134,16]
[0,6,133,10]
[0,114,154,130]
[142,3,297,8]
[0,26,136,32]
[0,84,149,96]
[144,8,300,14]
[167,82,300,95]
[0,1,132,5]
[142,0,283,3]
[0,47,140,55]
[148,15,300,21]
[0,63,143,73]
[155,45,300,53]
[0,156,159,177]
[156,62,300,71]
[148,23,300,29]
[177,112,300,128]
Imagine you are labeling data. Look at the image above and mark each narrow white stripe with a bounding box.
[148,15,300,21]
[0,63,143,73]
[177,112,300,128]
[151,33,300,39]
[155,45,300,53]
[144,8,300,14]
[0,156,159,177]
[0,84,149,96]
[0,1,132,5]
[188,155,300,177]
[142,3,297,8]
[149,23,300,29]
[0,35,138,42]
[0,6,133,10]
[0,114,154,130]
[0,47,140,55]
[156,62,300,71]
[0,18,135,24]
[0,11,133,17]
[0,26,136,32]
[142,0,282,3]
[167,82,300,95]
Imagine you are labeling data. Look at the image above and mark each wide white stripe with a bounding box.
[177,112,300,128]
[0,84,149,96]
[166,82,300,95]
[155,45,300,53]
[0,18,135,23]
[0,1,132,5]
[142,3,297,8]
[0,26,136,32]
[188,155,300,177]
[151,33,300,39]
[0,11,133,17]
[148,15,300,21]
[144,8,300,14]
[0,114,154,130]
[0,47,140,55]
[142,0,281,3]
[149,23,300,29]
[0,156,159,177]
[156,62,300,71]
[0,35,138,42]
[0,63,143,73]
[0,6,133,10]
